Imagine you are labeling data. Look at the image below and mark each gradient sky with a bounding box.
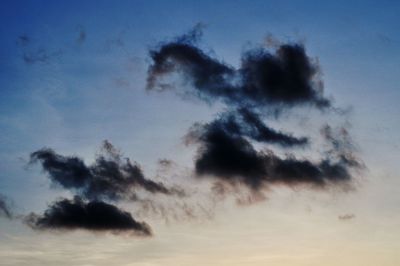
[1,1,400,265]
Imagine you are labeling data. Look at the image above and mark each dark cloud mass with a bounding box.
[188,118,358,190]
[191,122,268,189]
[147,30,330,109]
[147,39,236,100]
[240,44,329,108]
[30,141,175,201]
[26,197,152,235]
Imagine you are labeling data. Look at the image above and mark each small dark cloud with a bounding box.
[22,48,63,64]
[16,32,63,64]
[104,29,128,51]
[25,196,152,235]
[76,25,86,45]
[338,213,355,221]
[186,108,308,148]
[158,159,174,167]
[16,34,30,47]
[377,33,394,45]
[237,107,308,147]
[30,140,179,201]
[147,28,330,110]
[320,125,363,168]
[0,195,12,219]
[113,77,131,88]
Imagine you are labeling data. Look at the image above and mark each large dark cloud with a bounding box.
[187,117,360,190]
[239,44,329,108]
[147,29,330,109]
[30,141,179,201]
[26,196,152,235]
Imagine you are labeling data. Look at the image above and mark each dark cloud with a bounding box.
[16,34,30,47]
[76,25,86,45]
[237,107,308,146]
[0,195,12,219]
[147,35,236,101]
[338,213,355,221]
[158,159,174,168]
[16,33,63,64]
[186,107,308,148]
[22,48,63,64]
[188,120,358,191]
[186,120,268,189]
[26,196,152,235]
[320,125,362,168]
[30,141,178,201]
[239,44,329,108]
[147,29,330,109]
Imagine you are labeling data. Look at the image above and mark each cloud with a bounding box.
[147,28,330,110]
[76,25,86,45]
[146,33,235,101]
[0,195,12,219]
[338,213,355,221]
[25,196,152,235]
[239,44,329,108]
[16,32,63,64]
[30,140,180,201]
[16,34,30,47]
[186,115,359,191]
[236,107,308,147]
[158,159,174,167]
[22,48,63,64]
[186,108,308,148]
[320,125,362,168]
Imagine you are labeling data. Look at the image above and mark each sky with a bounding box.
[0,0,400,265]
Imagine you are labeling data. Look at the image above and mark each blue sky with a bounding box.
[0,1,400,265]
